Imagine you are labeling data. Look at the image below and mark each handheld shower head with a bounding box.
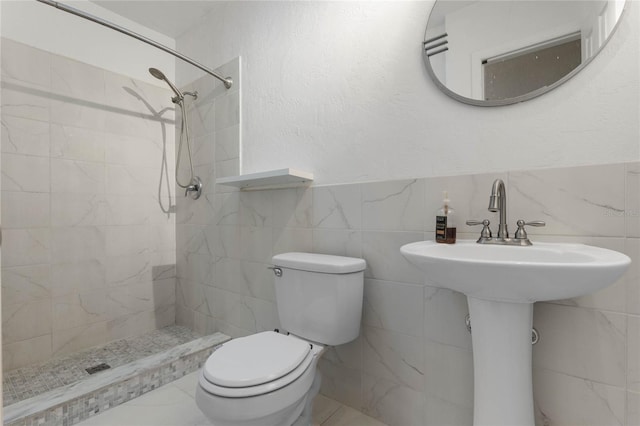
[148,67,183,102]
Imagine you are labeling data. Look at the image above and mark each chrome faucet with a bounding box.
[466,179,546,246]
[488,179,508,238]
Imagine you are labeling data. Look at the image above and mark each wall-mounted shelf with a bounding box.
[216,168,313,190]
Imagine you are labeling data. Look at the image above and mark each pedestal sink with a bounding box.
[400,240,630,426]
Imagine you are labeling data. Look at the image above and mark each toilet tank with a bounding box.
[272,252,366,346]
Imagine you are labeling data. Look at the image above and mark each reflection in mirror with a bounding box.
[424,0,627,106]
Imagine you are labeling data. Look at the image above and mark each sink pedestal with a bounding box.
[467,297,534,426]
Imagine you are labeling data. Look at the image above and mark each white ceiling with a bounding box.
[91,1,218,38]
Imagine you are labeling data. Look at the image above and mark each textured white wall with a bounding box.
[177,1,639,185]
[0,0,175,86]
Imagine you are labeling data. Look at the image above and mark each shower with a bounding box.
[149,67,203,199]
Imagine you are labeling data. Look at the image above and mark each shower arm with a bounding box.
[36,0,233,89]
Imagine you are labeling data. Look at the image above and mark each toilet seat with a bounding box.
[200,332,315,398]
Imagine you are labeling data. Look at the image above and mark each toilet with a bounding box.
[195,252,366,426]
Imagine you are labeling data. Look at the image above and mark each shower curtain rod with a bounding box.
[36,0,233,89]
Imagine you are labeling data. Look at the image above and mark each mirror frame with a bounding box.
[423,0,629,107]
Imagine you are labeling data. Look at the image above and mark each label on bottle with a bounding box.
[436,216,447,242]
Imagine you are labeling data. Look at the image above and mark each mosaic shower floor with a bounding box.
[3,326,202,406]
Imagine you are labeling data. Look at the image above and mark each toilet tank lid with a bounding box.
[272,252,366,274]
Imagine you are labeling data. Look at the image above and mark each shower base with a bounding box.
[3,325,230,426]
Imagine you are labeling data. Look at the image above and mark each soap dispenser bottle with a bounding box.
[435,191,456,244]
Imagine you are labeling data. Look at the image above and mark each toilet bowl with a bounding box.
[196,332,325,426]
[196,252,366,426]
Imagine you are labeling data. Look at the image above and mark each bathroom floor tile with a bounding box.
[77,385,210,426]
[76,371,387,426]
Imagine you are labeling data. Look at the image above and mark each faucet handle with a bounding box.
[466,219,492,239]
[514,220,546,240]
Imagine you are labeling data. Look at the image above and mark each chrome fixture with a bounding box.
[488,179,508,238]
[268,266,283,277]
[149,68,202,200]
[36,0,233,89]
[466,179,545,246]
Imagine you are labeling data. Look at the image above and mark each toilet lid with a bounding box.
[203,332,311,388]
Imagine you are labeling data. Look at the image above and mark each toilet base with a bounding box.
[293,370,322,426]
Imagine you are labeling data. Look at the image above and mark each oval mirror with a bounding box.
[424,0,627,106]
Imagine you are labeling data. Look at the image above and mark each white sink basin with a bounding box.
[401,239,631,426]
[400,240,630,303]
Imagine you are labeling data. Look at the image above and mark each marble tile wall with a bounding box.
[1,38,177,370]
[176,155,640,424]
[174,57,241,336]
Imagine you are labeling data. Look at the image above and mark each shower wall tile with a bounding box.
[177,193,216,226]
[190,98,216,138]
[105,254,153,288]
[193,162,217,193]
[1,80,51,122]
[51,158,105,194]
[214,158,239,181]
[103,71,175,119]
[1,38,51,87]
[52,321,109,358]
[105,134,167,168]
[50,99,106,132]
[192,134,215,167]
[2,265,50,307]
[2,298,52,344]
[1,191,50,228]
[1,39,177,368]
[51,227,106,264]
[50,123,105,163]
[2,335,52,371]
[1,115,50,157]
[52,290,112,331]
[215,124,239,162]
[214,90,240,132]
[50,260,106,297]
[104,195,153,226]
[51,193,107,227]
[51,55,105,103]
[107,304,176,342]
[2,228,51,267]
[1,153,50,192]
[105,225,152,256]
